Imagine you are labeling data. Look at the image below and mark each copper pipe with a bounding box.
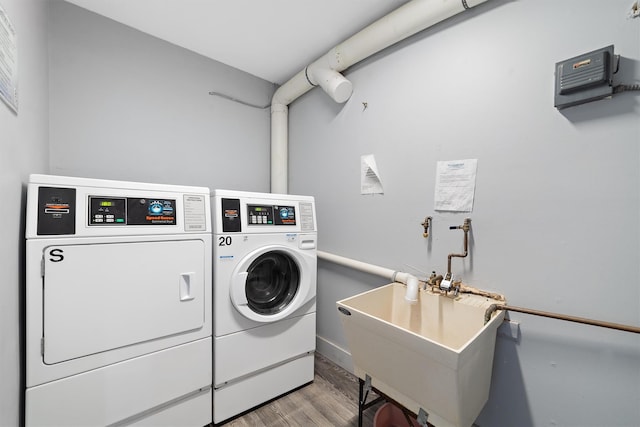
[447,218,470,277]
[421,216,432,238]
[485,304,640,334]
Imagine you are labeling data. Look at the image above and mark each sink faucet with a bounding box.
[447,218,471,278]
[427,271,462,296]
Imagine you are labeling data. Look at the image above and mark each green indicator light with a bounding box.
[100,201,113,207]
[116,218,125,223]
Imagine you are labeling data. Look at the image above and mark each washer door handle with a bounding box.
[231,272,249,306]
[179,273,195,301]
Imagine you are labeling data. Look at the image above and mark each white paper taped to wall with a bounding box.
[434,159,478,212]
[0,3,18,113]
[361,154,384,195]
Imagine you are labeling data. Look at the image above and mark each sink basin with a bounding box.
[337,282,505,427]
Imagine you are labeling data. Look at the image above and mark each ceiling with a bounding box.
[63,0,412,85]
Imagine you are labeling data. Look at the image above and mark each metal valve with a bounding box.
[421,216,432,238]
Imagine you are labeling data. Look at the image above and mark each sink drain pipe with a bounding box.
[271,0,491,194]
[318,250,421,302]
[317,250,414,285]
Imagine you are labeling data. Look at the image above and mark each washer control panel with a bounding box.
[247,204,296,226]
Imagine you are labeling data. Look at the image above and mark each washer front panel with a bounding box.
[212,190,317,335]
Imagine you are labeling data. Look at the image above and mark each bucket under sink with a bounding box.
[337,282,505,427]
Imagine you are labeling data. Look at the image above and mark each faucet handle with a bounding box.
[440,275,453,292]
[452,278,462,296]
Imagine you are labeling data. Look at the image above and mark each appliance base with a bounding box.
[26,338,212,427]
[213,352,314,424]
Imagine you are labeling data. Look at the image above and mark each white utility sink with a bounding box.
[337,282,505,427]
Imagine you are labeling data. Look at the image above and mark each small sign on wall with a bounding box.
[0,3,18,113]
[434,159,478,212]
[361,154,384,195]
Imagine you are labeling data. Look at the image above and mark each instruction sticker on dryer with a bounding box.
[183,194,206,231]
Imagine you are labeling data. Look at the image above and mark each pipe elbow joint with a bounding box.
[404,275,419,303]
[306,65,353,103]
[484,304,503,324]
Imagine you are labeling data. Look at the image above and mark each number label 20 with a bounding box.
[218,236,232,246]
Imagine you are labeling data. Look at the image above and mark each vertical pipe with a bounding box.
[271,103,289,194]
[447,218,470,276]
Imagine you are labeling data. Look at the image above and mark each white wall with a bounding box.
[0,0,49,425]
[49,1,274,190]
[289,0,640,425]
[1,3,273,425]
[4,1,638,425]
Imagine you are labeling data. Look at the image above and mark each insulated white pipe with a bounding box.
[318,250,421,302]
[271,0,490,193]
[306,67,353,103]
[317,250,414,285]
[270,103,288,193]
[318,250,395,280]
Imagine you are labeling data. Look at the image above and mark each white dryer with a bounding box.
[25,174,212,427]
[211,190,317,423]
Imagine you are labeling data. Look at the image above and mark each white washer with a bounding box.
[211,190,317,424]
[25,174,212,427]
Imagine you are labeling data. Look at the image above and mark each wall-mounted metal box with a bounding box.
[554,45,615,110]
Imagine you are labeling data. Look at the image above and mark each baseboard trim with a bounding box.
[316,336,354,374]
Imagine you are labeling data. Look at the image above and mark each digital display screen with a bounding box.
[89,197,126,225]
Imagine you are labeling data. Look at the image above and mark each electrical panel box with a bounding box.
[554,45,615,110]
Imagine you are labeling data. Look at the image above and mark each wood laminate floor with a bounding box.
[217,353,385,427]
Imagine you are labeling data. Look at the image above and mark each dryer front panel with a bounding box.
[42,240,205,364]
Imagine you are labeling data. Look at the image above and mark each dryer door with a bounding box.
[230,246,314,322]
[42,240,206,364]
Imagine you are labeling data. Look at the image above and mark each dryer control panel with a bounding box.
[89,196,176,226]
[27,174,211,237]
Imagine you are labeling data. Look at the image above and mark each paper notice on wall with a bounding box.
[434,159,478,212]
[0,3,18,113]
[361,154,384,195]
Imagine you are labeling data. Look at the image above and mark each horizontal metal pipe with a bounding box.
[486,304,640,335]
